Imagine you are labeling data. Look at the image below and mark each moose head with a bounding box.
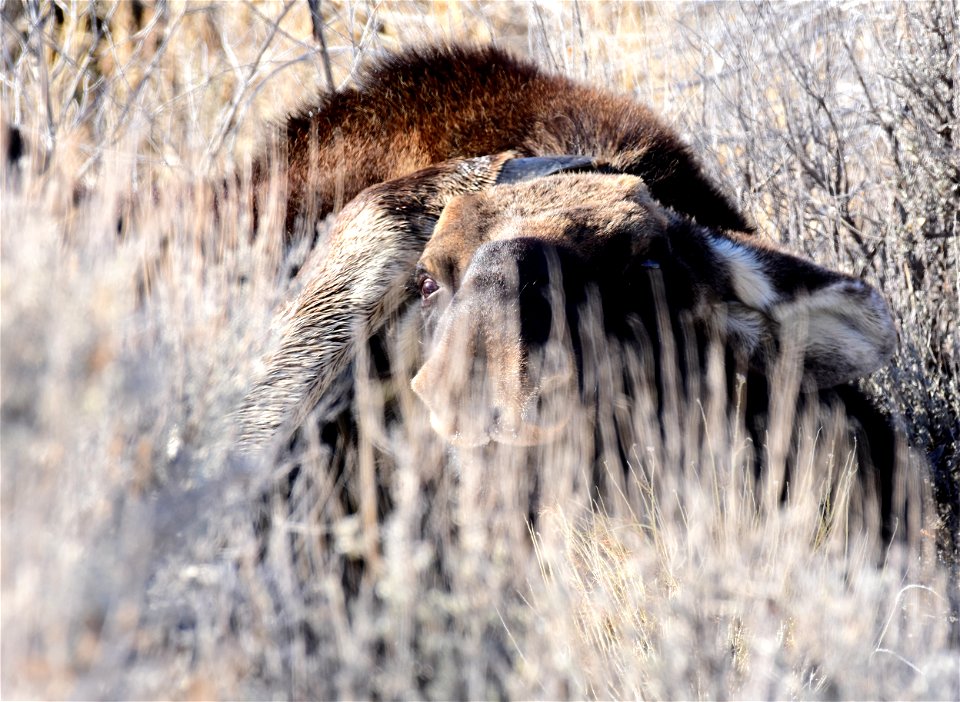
[236,154,894,453]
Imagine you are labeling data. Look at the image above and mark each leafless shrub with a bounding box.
[662,0,959,563]
[2,2,957,699]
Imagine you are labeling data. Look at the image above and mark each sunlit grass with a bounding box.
[2,2,957,699]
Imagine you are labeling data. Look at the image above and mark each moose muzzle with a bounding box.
[411,239,579,447]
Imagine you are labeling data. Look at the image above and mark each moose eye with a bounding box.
[419,275,440,300]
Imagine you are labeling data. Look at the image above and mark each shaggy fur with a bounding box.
[265,44,750,239]
[237,45,905,541]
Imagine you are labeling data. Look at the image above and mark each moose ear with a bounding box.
[705,232,896,387]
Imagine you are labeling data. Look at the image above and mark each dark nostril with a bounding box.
[535,392,546,416]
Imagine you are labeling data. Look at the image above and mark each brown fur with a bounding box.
[236,44,907,544]
[240,46,893,479]
[409,171,896,446]
[236,153,515,448]
[265,44,750,239]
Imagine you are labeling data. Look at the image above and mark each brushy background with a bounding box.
[2,1,958,699]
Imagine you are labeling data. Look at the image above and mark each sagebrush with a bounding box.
[2,2,957,700]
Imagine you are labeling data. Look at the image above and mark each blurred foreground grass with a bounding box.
[2,2,958,699]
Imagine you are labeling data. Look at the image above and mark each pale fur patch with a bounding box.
[708,236,894,385]
[723,303,766,353]
[708,236,778,310]
[771,280,895,383]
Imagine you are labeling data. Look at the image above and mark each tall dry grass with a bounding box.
[2,1,957,699]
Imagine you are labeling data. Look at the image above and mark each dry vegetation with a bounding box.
[2,1,958,699]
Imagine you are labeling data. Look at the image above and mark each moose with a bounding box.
[235,45,903,539]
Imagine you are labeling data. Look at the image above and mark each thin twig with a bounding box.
[307,0,335,93]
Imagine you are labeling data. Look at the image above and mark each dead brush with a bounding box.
[1,2,957,699]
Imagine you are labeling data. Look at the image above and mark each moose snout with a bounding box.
[411,239,579,447]
[411,338,576,448]
[410,300,525,447]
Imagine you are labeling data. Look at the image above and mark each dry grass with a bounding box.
[2,1,958,699]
